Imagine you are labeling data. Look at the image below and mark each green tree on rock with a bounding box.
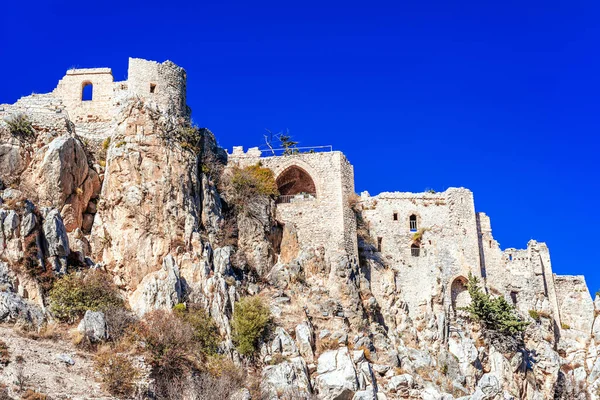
[462,273,529,335]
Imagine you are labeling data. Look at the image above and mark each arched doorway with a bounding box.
[276,166,317,204]
[451,276,471,312]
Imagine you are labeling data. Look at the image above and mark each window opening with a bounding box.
[411,243,420,257]
[82,82,93,101]
[409,214,418,231]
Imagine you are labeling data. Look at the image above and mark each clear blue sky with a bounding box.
[1,0,598,295]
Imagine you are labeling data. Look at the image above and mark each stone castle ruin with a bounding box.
[2,57,592,336]
[0,58,189,139]
[1,58,598,399]
[228,145,593,340]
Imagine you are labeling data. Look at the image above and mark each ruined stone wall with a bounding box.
[359,188,482,317]
[2,58,188,141]
[52,68,114,124]
[478,212,565,328]
[554,275,595,334]
[126,58,189,118]
[227,148,358,264]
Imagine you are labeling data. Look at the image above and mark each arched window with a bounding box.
[82,82,93,101]
[276,166,317,204]
[409,214,418,232]
[451,277,471,312]
[410,243,420,257]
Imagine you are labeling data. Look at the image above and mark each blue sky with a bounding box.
[1,0,598,295]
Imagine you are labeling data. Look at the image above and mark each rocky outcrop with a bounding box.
[130,254,183,316]
[77,310,108,342]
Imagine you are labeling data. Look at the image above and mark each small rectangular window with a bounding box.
[411,246,420,257]
[150,83,157,93]
[393,213,398,221]
[377,237,382,252]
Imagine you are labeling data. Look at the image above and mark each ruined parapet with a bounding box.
[1,58,190,141]
[126,58,190,119]
[52,67,115,124]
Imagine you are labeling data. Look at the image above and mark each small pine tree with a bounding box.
[231,297,272,356]
[462,273,529,335]
[279,132,298,155]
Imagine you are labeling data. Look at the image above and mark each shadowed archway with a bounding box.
[451,276,471,312]
[276,166,317,197]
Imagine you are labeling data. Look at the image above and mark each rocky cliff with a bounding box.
[0,62,598,400]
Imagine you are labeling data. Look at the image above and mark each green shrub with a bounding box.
[5,114,35,142]
[94,350,140,397]
[231,296,272,356]
[561,322,571,330]
[462,273,529,335]
[596,289,600,299]
[48,270,124,322]
[174,303,220,356]
[174,126,203,154]
[224,164,278,213]
[101,137,111,150]
[528,310,540,321]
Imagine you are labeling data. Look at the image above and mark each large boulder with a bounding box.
[0,291,44,327]
[77,310,108,342]
[261,357,312,399]
[315,347,359,400]
[20,135,89,207]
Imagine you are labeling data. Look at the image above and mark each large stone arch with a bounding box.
[272,159,322,199]
[450,275,471,312]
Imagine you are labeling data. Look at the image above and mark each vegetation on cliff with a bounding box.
[462,273,529,335]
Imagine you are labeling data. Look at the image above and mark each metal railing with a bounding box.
[260,145,333,156]
[276,193,317,204]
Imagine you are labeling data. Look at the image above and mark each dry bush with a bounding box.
[0,340,9,366]
[21,231,55,296]
[347,193,361,212]
[94,350,140,398]
[222,164,278,212]
[20,390,49,400]
[317,338,340,353]
[0,384,11,400]
[104,307,138,342]
[132,310,197,396]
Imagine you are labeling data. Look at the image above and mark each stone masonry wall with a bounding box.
[227,148,358,264]
[359,188,482,317]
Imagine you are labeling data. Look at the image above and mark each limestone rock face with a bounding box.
[236,196,277,277]
[90,102,203,290]
[20,136,88,206]
[129,254,183,316]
